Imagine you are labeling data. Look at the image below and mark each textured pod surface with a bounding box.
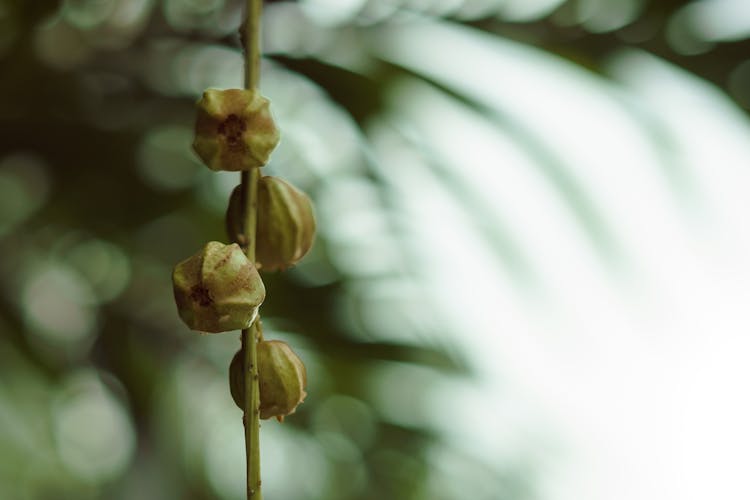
[229,349,244,410]
[256,176,316,271]
[225,184,244,245]
[192,88,280,171]
[172,241,265,333]
[258,340,306,421]
[228,341,307,420]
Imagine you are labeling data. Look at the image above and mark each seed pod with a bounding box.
[225,184,244,245]
[258,340,307,421]
[172,241,265,333]
[192,88,280,171]
[229,349,244,410]
[256,176,316,271]
[228,340,307,421]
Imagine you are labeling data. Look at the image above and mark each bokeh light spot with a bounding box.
[666,6,718,55]
[301,0,367,26]
[576,0,644,33]
[163,0,239,36]
[366,361,436,428]
[53,370,136,482]
[65,239,131,303]
[204,417,245,499]
[22,264,98,346]
[312,395,377,450]
[0,153,50,236]
[499,0,566,22]
[137,125,202,191]
[674,0,750,43]
[195,169,238,214]
[144,40,242,97]
[261,425,329,499]
[63,0,117,30]
[34,17,93,70]
[316,177,398,276]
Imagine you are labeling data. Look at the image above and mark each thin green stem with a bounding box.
[244,0,262,90]
[240,1,263,499]
[241,319,261,500]
[241,169,260,262]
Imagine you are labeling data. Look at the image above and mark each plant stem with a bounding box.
[241,317,261,500]
[241,1,263,499]
[244,0,262,90]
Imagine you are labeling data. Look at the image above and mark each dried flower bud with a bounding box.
[172,241,265,333]
[256,176,316,271]
[193,88,280,171]
[228,340,307,421]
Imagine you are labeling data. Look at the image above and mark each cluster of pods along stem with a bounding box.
[171,2,314,499]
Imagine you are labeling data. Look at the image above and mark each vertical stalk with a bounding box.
[244,0,262,90]
[241,317,261,500]
[241,1,263,499]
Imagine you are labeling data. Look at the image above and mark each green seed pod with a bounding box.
[225,184,244,245]
[172,241,265,333]
[228,340,307,421]
[258,340,307,421]
[256,176,316,271]
[192,88,280,171]
[229,349,244,410]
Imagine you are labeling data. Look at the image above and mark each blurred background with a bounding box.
[2,0,750,499]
